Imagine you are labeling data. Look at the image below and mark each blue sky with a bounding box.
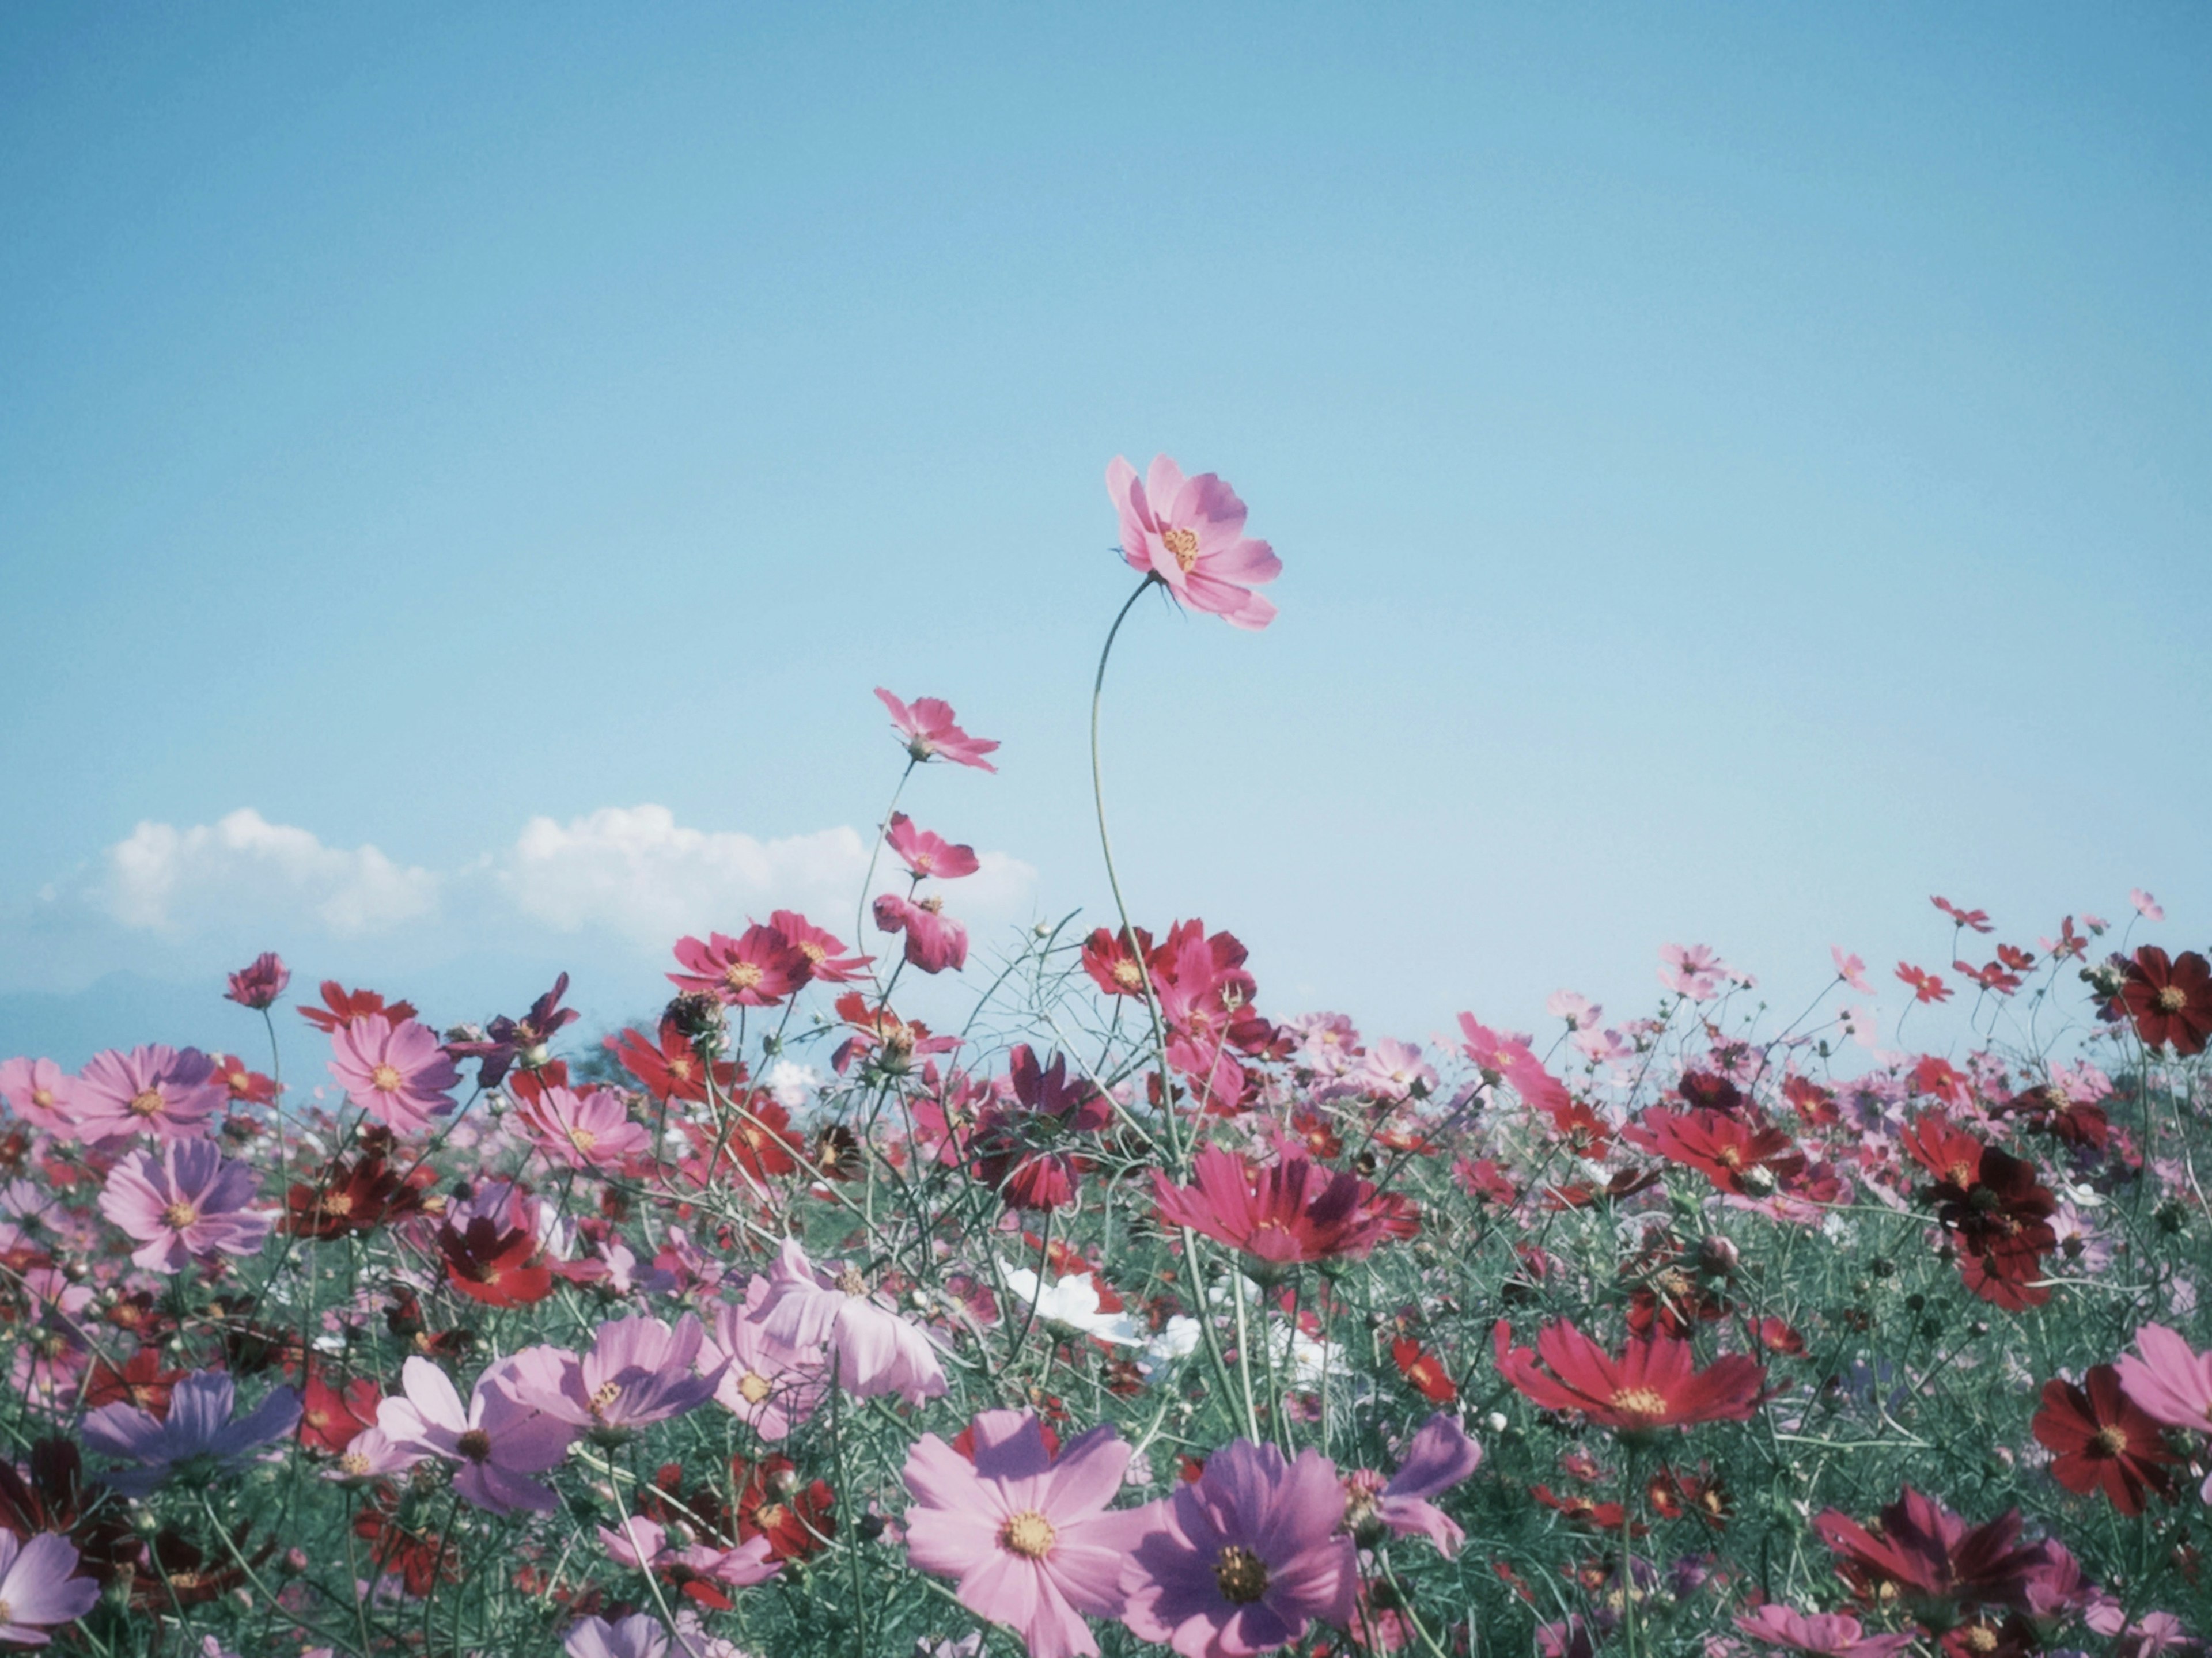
[2,5,2207,1066]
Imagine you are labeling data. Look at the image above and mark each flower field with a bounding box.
[0,459,2206,1658]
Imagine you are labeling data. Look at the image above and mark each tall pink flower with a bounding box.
[98,1140,271,1271]
[0,1057,72,1133]
[768,909,873,984]
[904,1410,1150,1658]
[1107,456,1279,631]
[0,1529,101,1646]
[2116,1323,2212,1500]
[874,893,969,974]
[874,688,1000,772]
[70,1045,224,1143]
[754,1239,947,1405]
[517,1084,652,1170]
[885,813,980,880]
[1658,944,1727,1000]
[668,925,809,1008]
[1118,1438,1357,1657]
[377,1356,578,1515]
[705,1276,826,1441]
[327,1016,460,1134]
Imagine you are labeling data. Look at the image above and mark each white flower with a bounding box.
[1001,1265,1141,1345]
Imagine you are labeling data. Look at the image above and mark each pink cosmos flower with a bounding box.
[70,1045,225,1143]
[97,1139,271,1271]
[596,1514,779,1597]
[0,1057,72,1133]
[1456,1015,1570,1113]
[1107,455,1280,630]
[1734,1605,1918,1658]
[768,909,873,984]
[2133,888,2166,921]
[376,1355,578,1515]
[668,925,809,1008]
[754,1239,947,1405]
[518,1084,652,1170]
[507,1314,726,1436]
[874,688,1001,772]
[1830,948,1873,993]
[224,951,291,1010]
[885,813,980,881]
[564,1614,673,1658]
[874,893,969,974]
[903,1409,1150,1658]
[1340,1413,1482,1557]
[327,1016,460,1135]
[704,1276,827,1441]
[1546,991,1600,1030]
[2116,1323,2212,1500]
[1118,1438,1358,1657]
[0,1529,101,1648]
[1658,944,1727,1000]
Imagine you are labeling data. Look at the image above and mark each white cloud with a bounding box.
[99,809,439,936]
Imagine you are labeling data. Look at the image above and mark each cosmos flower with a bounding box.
[874,688,1001,771]
[0,1529,101,1648]
[1734,1605,1919,1658]
[516,1084,652,1170]
[704,1276,827,1441]
[223,952,291,1011]
[884,813,980,880]
[0,1057,73,1133]
[97,1140,272,1271]
[1658,944,1729,1000]
[1117,1438,1357,1657]
[1494,1319,1765,1441]
[903,1410,1149,1658]
[327,1016,461,1135]
[82,1370,301,1496]
[2122,947,2212,1057]
[754,1239,947,1405]
[1339,1413,1482,1557]
[1107,455,1280,630]
[768,909,873,984]
[873,893,970,974]
[1152,1145,1392,1274]
[669,927,810,1009]
[1812,1486,2058,1624]
[70,1045,225,1143]
[376,1356,578,1515]
[2032,1363,2177,1516]
[507,1315,726,1436]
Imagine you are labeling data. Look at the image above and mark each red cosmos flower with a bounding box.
[766,909,872,985]
[282,1152,434,1241]
[82,1348,186,1417]
[2031,1364,2177,1516]
[438,1217,554,1308]
[1081,924,1157,997]
[1530,1485,1631,1532]
[1995,943,2035,973]
[1896,963,1953,1004]
[1905,1115,2056,1310]
[733,1456,834,1561]
[883,813,980,881]
[605,1017,739,1103]
[1956,959,2024,996]
[668,925,809,1009]
[298,981,416,1033]
[2121,946,2212,1057]
[1813,1486,2056,1625]
[1622,1108,1805,1198]
[206,1054,277,1107]
[1152,1144,1393,1273]
[1493,1319,1766,1441]
[298,1371,381,1457]
[1392,1338,1457,1405]
[354,1495,459,1598]
[1932,896,1994,934]
[827,992,959,1076]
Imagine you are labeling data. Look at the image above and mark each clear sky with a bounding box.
[2,4,2207,1066]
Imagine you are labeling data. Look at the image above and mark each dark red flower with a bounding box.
[2121,947,2212,1057]
[734,1456,834,1561]
[1152,1144,1393,1273]
[438,1216,554,1308]
[284,1152,434,1241]
[1813,1486,2056,1626]
[300,1369,382,1457]
[2032,1364,2177,1516]
[206,1053,278,1107]
[1623,1107,1805,1198]
[82,1347,186,1417]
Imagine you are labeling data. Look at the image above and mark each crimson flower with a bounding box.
[282,1151,433,1241]
[1932,896,1994,934]
[207,1053,277,1107]
[1905,1116,2055,1310]
[298,981,416,1033]
[1896,963,1953,1004]
[2121,946,2212,1057]
[299,1370,381,1457]
[1493,1319,1765,1441]
[1081,924,1157,997]
[668,925,809,1008]
[1152,1144,1392,1274]
[439,1217,554,1308]
[884,813,979,880]
[768,909,872,984]
[604,1016,737,1103]
[223,951,290,1010]
[1813,1486,2058,1627]
[1392,1337,1457,1405]
[446,973,578,1087]
[1622,1108,1805,1198]
[2031,1364,2177,1515]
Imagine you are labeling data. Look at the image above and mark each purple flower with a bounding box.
[224,952,291,1011]
[755,1239,947,1405]
[1343,1413,1482,1557]
[82,1369,301,1496]
[447,973,579,1087]
[69,1045,225,1144]
[376,1356,577,1515]
[0,1529,100,1647]
[1118,1439,1358,1657]
[504,1314,726,1439]
[563,1613,676,1658]
[97,1140,271,1272]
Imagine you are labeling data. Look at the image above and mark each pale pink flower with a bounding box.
[2115,1324,2212,1481]
[874,688,1001,772]
[1734,1604,1918,1658]
[0,1529,101,1647]
[885,813,980,880]
[755,1239,947,1404]
[518,1084,652,1170]
[70,1045,224,1143]
[328,1016,459,1134]
[97,1140,271,1271]
[596,1513,779,1596]
[1107,455,1280,630]
[705,1276,827,1441]
[2133,889,2166,922]
[1344,1039,1435,1102]
[1658,944,1728,1000]
[1546,991,1600,1030]
[903,1410,1149,1658]
[0,1057,71,1133]
[376,1355,578,1514]
[507,1314,725,1435]
[1830,948,1873,993]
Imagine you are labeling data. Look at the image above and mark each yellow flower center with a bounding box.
[1112,959,1144,989]
[340,1450,371,1477]
[1161,526,1202,574]
[128,1088,165,1117]
[1963,1626,1998,1655]
[1213,1544,1269,1604]
[369,1064,404,1094]
[2155,985,2187,1014]
[2093,1424,2131,1456]
[725,962,764,992]
[738,1371,773,1405]
[590,1382,622,1418]
[835,1268,869,1297]
[999,1511,1056,1559]
[1611,1387,1669,1423]
[567,1127,598,1154]
[30,1088,52,1109]
[799,940,827,963]
[162,1202,198,1229]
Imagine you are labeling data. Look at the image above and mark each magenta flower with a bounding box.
[1118,1439,1358,1657]
[0,1057,73,1133]
[875,688,1001,772]
[885,813,980,881]
[1107,456,1280,631]
[706,1276,827,1441]
[224,951,291,1010]
[904,1410,1150,1658]
[597,1513,779,1595]
[327,1015,460,1135]
[563,1614,672,1658]
[97,1139,271,1271]
[668,925,809,1008]
[2117,1323,2212,1500]
[874,893,970,974]
[0,1529,100,1648]
[1342,1413,1482,1557]
[1735,1605,1919,1658]
[769,908,874,984]
[506,1314,726,1437]
[520,1084,652,1170]
[69,1045,224,1143]
[376,1355,578,1515]
[83,1369,301,1495]
[755,1239,947,1405]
